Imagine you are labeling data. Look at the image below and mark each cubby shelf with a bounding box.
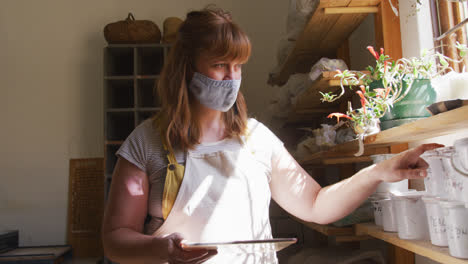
[104,44,170,197]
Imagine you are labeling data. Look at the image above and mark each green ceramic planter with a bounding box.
[371,79,436,122]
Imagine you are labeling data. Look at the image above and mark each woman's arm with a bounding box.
[270,144,443,224]
[102,158,215,264]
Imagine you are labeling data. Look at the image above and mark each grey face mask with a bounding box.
[188,72,241,112]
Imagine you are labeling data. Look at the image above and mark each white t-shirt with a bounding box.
[116,118,284,234]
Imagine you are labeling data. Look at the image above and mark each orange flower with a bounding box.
[374,88,385,98]
[385,86,391,98]
[367,46,379,60]
[360,85,366,94]
[380,48,384,55]
[356,91,368,114]
[356,91,369,105]
[327,113,352,123]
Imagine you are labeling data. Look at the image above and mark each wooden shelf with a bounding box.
[363,105,468,145]
[269,0,380,86]
[299,106,468,165]
[356,223,468,264]
[137,107,161,112]
[136,75,159,79]
[300,143,408,166]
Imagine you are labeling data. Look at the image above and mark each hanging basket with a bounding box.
[104,13,161,44]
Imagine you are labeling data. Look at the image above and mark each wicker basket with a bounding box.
[104,13,161,44]
[162,17,183,44]
[67,158,104,257]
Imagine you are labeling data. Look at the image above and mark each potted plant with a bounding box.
[322,42,468,133]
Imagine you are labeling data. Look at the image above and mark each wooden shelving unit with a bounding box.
[269,0,382,86]
[356,223,468,264]
[268,1,466,263]
[298,105,468,166]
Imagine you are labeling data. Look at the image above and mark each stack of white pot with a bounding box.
[369,154,411,235]
[369,138,468,259]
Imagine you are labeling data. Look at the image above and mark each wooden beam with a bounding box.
[439,0,459,72]
[324,7,379,14]
[375,0,402,60]
[452,1,467,71]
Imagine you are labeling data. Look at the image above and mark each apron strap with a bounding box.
[154,114,186,220]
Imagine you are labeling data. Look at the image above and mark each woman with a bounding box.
[102,6,441,264]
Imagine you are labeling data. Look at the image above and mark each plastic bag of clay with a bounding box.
[287,73,314,105]
[314,124,336,149]
[269,85,291,118]
[287,73,313,96]
[431,72,468,101]
[335,126,355,144]
[309,57,349,81]
[286,0,319,40]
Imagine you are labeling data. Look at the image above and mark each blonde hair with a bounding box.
[155,6,251,151]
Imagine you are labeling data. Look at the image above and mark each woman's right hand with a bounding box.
[159,233,217,264]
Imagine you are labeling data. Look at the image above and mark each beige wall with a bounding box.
[0,0,287,245]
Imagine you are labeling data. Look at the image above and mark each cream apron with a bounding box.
[153,136,278,263]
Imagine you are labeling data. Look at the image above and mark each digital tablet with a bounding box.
[180,237,297,252]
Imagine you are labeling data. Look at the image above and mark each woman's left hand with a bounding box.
[375,143,444,183]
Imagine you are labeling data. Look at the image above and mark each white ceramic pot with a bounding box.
[370,154,408,193]
[422,196,448,247]
[369,193,390,227]
[391,191,429,240]
[421,149,450,198]
[371,200,383,227]
[380,198,398,232]
[438,147,468,203]
[452,137,468,177]
[440,201,468,259]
